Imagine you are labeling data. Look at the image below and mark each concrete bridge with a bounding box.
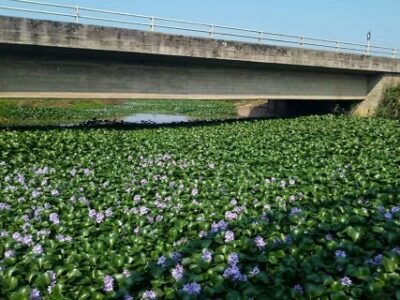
[0,15,399,116]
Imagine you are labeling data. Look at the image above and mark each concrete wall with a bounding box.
[1,16,399,74]
[353,75,400,116]
[0,47,367,100]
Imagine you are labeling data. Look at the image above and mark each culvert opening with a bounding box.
[281,100,361,117]
[238,100,361,118]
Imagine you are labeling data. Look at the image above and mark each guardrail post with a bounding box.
[366,40,370,55]
[258,31,263,43]
[336,41,340,52]
[150,17,155,31]
[300,37,304,48]
[209,24,214,37]
[74,5,79,23]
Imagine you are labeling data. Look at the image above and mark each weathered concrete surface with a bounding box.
[0,47,367,100]
[0,16,399,73]
[353,75,400,116]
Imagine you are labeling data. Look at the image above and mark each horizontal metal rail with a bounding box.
[0,0,398,59]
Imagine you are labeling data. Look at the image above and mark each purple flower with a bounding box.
[88,209,97,218]
[335,250,347,258]
[49,213,60,224]
[366,253,383,265]
[182,282,201,296]
[340,276,352,287]
[139,206,149,215]
[0,203,11,210]
[142,290,157,299]
[254,236,266,250]
[105,208,113,217]
[261,213,269,221]
[249,266,260,277]
[391,206,400,213]
[124,296,133,300]
[133,194,141,203]
[32,244,43,255]
[134,227,140,235]
[198,230,207,238]
[293,284,304,294]
[191,188,199,196]
[223,265,247,282]
[325,233,333,241]
[225,211,238,221]
[50,189,60,197]
[103,275,114,292]
[228,253,239,266]
[171,264,184,281]
[225,230,235,243]
[22,234,33,246]
[30,288,41,300]
[4,250,15,258]
[202,249,212,263]
[49,271,56,282]
[392,247,400,255]
[157,256,167,267]
[289,207,302,217]
[95,212,105,224]
[12,232,22,242]
[211,220,228,233]
[171,252,182,263]
[32,190,41,198]
[385,212,393,221]
[123,269,130,278]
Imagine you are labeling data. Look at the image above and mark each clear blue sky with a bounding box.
[3,0,400,48]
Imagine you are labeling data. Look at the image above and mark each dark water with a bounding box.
[121,113,192,123]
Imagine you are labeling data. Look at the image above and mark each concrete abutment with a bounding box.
[353,75,400,116]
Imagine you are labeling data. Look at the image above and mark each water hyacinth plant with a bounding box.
[0,115,399,299]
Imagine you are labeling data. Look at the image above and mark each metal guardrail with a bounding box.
[0,0,398,59]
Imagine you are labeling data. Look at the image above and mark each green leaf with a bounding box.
[331,291,348,300]
[382,256,398,273]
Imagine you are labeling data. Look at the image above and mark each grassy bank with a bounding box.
[376,86,400,119]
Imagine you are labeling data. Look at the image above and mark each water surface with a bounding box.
[121,113,191,124]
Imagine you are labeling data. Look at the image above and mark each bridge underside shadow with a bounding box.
[237,100,360,118]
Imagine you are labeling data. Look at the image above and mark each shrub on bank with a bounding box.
[376,85,400,118]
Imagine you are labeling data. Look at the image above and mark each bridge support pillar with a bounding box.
[353,74,400,117]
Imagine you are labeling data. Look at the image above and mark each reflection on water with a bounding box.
[121,113,192,124]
